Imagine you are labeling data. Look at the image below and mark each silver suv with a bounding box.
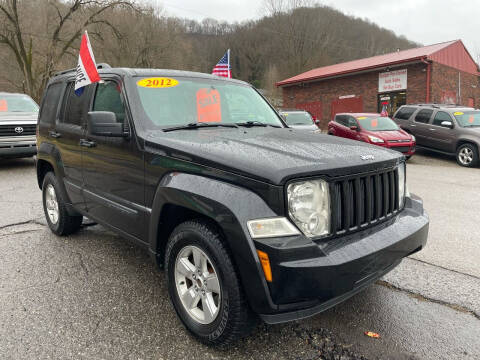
[393,104,480,167]
[0,92,38,159]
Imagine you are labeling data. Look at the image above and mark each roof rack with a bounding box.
[415,103,462,108]
[53,63,111,77]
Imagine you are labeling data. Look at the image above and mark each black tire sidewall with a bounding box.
[165,225,233,343]
[456,144,478,167]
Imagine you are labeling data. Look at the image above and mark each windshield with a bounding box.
[134,76,283,129]
[0,94,38,114]
[281,112,313,125]
[453,111,480,127]
[357,115,399,131]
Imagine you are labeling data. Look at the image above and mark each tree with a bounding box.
[0,0,135,100]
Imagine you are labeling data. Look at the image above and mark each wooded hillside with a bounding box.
[0,0,418,101]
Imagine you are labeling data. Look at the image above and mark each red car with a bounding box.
[328,113,416,158]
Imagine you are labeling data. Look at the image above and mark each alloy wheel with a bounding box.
[45,184,59,224]
[174,246,222,324]
[458,147,474,165]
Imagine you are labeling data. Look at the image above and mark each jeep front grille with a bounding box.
[0,124,36,136]
[330,168,399,235]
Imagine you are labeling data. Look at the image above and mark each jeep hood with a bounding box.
[145,127,402,184]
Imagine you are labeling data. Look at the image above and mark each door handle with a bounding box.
[79,139,96,148]
[410,124,416,127]
[49,130,61,138]
[429,128,436,131]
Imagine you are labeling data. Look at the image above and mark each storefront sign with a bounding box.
[378,69,407,92]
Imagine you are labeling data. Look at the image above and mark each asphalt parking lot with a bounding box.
[0,150,479,360]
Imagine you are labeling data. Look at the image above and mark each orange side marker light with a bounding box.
[257,250,272,282]
[364,331,380,338]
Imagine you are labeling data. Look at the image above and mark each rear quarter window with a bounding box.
[39,83,63,124]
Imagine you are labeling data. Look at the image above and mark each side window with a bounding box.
[395,106,416,120]
[414,109,433,124]
[39,83,63,124]
[60,82,87,126]
[93,80,126,124]
[432,111,453,127]
[335,115,347,126]
[347,116,358,127]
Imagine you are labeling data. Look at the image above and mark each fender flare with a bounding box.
[148,172,279,313]
[36,142,80,216]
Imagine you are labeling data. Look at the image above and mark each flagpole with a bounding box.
[228,49,231,78]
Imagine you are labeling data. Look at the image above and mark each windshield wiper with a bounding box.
[235,121,281,128]
[162,122,238,132]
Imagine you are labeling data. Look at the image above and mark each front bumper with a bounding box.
[254,195,428,323]
[0,139,37,158]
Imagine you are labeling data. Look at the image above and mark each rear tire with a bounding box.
[456,143,479,167]
[42,172,83,236]
[165,219,257,345]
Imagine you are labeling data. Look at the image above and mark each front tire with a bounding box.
[165,220,256,345]
[456,143,479,167]
[42,172,83,236]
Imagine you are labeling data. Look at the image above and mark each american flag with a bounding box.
[212,49,231,78]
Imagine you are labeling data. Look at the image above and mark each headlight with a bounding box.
[287,180,330,237]
[368,135,385,143]
[410,135,416,142]
[247,217,300,239]
[398,162,406,208]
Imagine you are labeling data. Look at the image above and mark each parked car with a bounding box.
[328,113,416,158]
[36,66,428,345]
[0,92,38,159]
[279,109,320,131]
[393,104,480,167]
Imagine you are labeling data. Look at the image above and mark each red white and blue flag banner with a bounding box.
[212,49,231,78]
[75,31,100,95]
[380,102,389,117]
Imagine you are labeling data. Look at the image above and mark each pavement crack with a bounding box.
[377,280,480,320]
[409,257,480,281]
[75,252,89,276]
[0,219,45,237]
[0,220,41,231]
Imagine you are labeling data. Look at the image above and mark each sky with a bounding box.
[156,0,480,62]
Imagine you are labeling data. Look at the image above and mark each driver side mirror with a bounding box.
[441,121,453,129]
[87,111,126,137]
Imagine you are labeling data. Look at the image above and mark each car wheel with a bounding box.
[42,172,83,236]
[165,219,257,345]
[456,143,479,167]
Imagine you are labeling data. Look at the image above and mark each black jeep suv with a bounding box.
[36,66,429,345]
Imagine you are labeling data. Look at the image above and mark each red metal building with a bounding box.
[277,40,480,129]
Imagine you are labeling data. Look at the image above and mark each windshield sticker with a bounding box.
[0,99,7,112]
[454,111,464,116]
[371,119,378,127]
[137,77,178,88]
[197,88,221,123]
[357,116,367,120]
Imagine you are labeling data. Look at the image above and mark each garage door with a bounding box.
[330,96,363,120]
